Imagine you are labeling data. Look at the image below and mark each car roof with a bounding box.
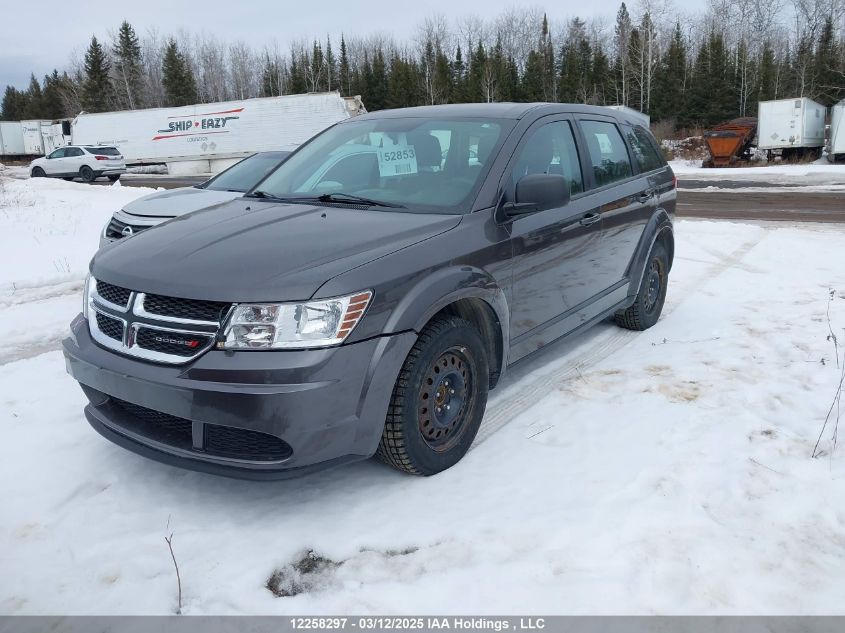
[353,102,633,122]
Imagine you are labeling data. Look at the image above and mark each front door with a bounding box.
[505,117,605,361]
[43,148,67,174]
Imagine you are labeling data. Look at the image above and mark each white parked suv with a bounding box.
[30,145,126,183]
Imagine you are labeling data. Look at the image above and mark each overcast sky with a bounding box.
[0,0,692,91]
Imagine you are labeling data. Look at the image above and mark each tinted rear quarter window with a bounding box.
[625,126,664,172]
[84,147,121,156]
[580,120,633,187]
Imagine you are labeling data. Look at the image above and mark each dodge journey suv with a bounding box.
[63,103,676,479]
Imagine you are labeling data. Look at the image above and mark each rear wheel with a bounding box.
[615,241,669,331]
[79,165,95,182]
[31,167,45,178]
[376,316,489,475]
[107,175,120,182]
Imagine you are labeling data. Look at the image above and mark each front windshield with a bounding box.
[204,152,289,192]
[252,117,511,213]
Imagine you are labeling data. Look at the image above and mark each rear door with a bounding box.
[575,116,652,290]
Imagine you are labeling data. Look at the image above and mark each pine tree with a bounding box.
[113,21,143,109]
[757,43,777,102]
[161,39,197,107]
[466,42,488,102]
[1,86,28,120]
[23,74,43,119]
[814,17,841,105]
[589,44,611,105]
[368,49,388,110]
[42,70,66,119]
[339,35,351,95]
[614,2,633,105]
[452,45,467,102]
[325,36,337,92]
[289,51,307,94]
[652,23,687,124]
[81,35,114,112]
[261,53,281,96]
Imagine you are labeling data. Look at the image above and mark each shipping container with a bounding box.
[21,120,48,155]
[828,100,845,162]
[757,98,826,155]
[0,121,25,156]
[70,92,365,175]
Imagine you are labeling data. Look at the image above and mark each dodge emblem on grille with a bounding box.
[155,335,201,348]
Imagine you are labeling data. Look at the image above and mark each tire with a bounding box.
[107,175,120,182]
[79,165,95,182]
[376,316,489,476]
[31,167,46,178]
[615,241,669,331]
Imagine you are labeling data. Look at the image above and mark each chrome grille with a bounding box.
[96,280,131,308]
[105,217,149,240]
[89,276,229,364]
[95,311,123,341]
[142,293,230,323]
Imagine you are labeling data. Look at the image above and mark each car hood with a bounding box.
[92,198,462,302]
[121,187,241,218]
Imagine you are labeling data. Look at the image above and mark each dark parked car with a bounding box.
[63,103,675,479]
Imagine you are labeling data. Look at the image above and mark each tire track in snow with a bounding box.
[473,229,771,447]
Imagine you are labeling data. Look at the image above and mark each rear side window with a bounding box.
[580,120,632,187]
[511,120,583,196]
[65,147,84,157]
[625,126,663,172]
[85,146,120,156]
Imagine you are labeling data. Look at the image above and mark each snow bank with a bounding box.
[671,159,845,184]
[0,177,154,293]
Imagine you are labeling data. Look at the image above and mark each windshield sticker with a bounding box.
[378,145,418,177]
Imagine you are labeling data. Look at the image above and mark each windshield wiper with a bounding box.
[246,190,286,201]
[316,192,405,209]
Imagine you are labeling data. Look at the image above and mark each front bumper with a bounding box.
[63,314,415,479]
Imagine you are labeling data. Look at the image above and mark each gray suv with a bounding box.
[63,103,675,479]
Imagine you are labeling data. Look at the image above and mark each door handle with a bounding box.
[579,212,601,226]
[638,189,656,203]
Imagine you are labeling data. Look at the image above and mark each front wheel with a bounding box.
[31,167,46,178]
[615,241,669,331]
[79,165,95,182]
[376,316,489,475]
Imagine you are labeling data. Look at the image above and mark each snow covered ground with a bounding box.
[670,158,845,188]
[1,177,845,615]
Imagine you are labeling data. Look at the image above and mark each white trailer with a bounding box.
[0,121,25,157]
[757,97,826,158]
[604,105,650,129]
[828,100,845,162]
[70,92,365,175]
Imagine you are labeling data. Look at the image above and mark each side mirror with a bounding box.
[504,173,570,217]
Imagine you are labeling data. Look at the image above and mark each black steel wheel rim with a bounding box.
[644,257,663,313]
[418,347,474,452]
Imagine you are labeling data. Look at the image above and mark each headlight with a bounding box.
[82,274,92,319]
[220,291,372,350]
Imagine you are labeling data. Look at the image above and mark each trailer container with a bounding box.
[70,91,365,175]
[0,121,25,157]
[828,100,845,163]
[757,97,826,158]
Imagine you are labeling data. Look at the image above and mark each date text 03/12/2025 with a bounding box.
[289,617,546,630]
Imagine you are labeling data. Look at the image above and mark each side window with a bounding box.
[511,120,583,196]
[66,147,83,157]
[49,148,65,159]
[625,125,664,172]
[580,120,633,187]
